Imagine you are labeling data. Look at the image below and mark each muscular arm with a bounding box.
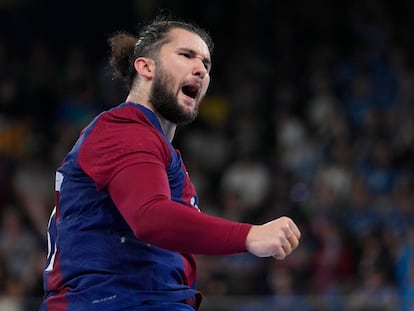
[108,162,252,255]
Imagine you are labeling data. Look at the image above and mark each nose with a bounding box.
[193,59,208,79]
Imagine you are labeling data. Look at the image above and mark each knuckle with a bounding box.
[280,216,290,222]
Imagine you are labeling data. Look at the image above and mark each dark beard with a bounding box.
[149,66,198,126]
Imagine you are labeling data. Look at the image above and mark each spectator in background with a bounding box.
[347,267,399,311]
[236,266,314,311]
[342,176,383,239]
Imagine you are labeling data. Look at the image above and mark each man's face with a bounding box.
[149,28,211,125]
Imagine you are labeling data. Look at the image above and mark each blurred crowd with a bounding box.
[1,0,414,310]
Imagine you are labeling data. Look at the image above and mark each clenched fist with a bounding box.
[245,216,301,260]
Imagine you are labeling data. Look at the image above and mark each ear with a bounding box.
[134,57,154,79]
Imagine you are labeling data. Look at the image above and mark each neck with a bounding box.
[126,93,177,142]
[157,118,177,142]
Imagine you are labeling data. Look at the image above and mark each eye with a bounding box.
[180,52,191,58]
[203,61,211,72]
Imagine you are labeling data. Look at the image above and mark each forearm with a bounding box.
[129,198,251,255]
[108,163,252,255]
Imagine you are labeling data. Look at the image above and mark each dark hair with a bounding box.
[108,15,214,90]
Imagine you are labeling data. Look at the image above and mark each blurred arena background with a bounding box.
[1,0,414,310]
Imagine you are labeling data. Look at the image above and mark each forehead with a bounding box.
[163,28,211,59]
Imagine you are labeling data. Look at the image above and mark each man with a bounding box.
[40,16,301,311]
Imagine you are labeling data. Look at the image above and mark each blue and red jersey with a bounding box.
[40,102,251,310]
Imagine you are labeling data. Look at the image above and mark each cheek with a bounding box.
[202,77,211,94]
[199,86,208,99]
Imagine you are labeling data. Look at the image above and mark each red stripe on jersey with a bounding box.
[46,191,68,310]
[181,253,197,286]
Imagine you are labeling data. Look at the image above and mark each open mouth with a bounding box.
[181,83,200,100]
